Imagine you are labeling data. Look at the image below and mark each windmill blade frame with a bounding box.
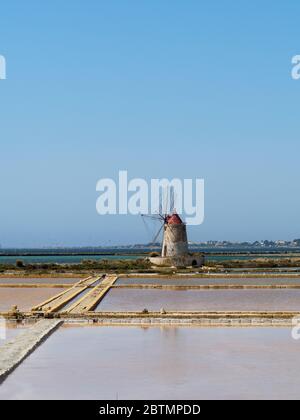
[151,223,164,246]
[141,214,164,222]
[141,213,165,247]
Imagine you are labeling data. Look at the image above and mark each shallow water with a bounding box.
[117,277,300,286]
[96,289,300,312]
[0,278,80,285]
[0,288,63,312]
[0,326,299,400]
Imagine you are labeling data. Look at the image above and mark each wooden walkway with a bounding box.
[31,275,105,314]
[63,275,119,314]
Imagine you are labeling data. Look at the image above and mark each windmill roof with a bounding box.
[166,213,183,225]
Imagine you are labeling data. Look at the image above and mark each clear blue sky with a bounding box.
[0,0,299,247]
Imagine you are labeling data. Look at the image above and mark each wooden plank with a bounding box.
[84,276,118,312]
[66,275,118,314]
[31,275,103,313]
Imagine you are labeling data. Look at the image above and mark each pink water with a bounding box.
[0,288,63,312]
[0,278,80,285]
[117,277,300,286]
[96,289,300,312]
[0,326,299,399]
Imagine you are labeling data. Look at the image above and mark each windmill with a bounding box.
[141,187,173,248]
[141,188,189,259]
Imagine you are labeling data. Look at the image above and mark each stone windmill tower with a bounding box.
[142,196,204,267]
[161,212,188,258]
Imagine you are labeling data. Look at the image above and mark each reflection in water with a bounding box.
[96,289,300,312]
[0,278,80,285]
[117,277,300,286]
[0,326,299,400]
[0,288,63,312]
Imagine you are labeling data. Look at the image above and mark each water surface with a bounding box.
[0,288,63,312]
[0,278,80,285]
[97,289,300,312]
[117,277,300,286]
[0,326,299,400]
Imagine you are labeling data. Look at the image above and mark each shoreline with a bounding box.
[2,272,300,279]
